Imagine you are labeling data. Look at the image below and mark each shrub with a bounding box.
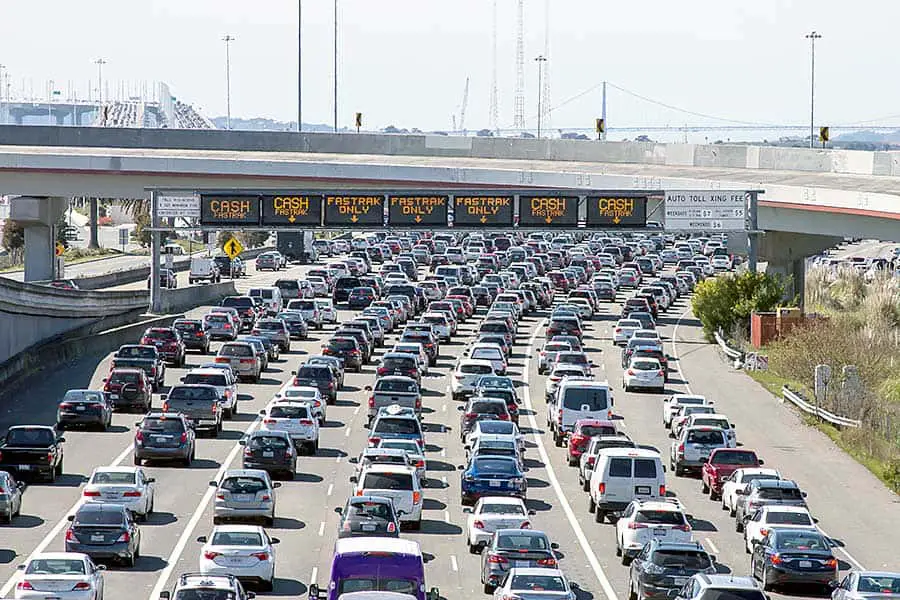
[1,220,24,252]
[691,270,787,338]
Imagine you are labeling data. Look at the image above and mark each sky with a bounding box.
[2,0,899,134]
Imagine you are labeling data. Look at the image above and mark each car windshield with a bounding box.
[91,471,136,485]
[374,418,420,435]
[249,435,290,449]
[497,533,548,551]
[75,508,125,526]
[510,575,566,592]
[348,501,393,520]
[775,531,828,551]
[362,472,413,490]
[26,559,85,575]
[6,428,55,447]
[650,550,712,569]
[211,531,263,546]
[220,477,267,493]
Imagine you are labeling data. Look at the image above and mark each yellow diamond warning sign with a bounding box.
[223,236,244,259]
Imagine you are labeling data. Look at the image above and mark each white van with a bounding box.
[589,448,666,523]
[249,287,283,316]
[550,380,614,446]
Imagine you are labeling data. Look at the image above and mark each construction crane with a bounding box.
[455,76,470,135]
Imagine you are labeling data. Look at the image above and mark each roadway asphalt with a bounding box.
[0,257,896,600]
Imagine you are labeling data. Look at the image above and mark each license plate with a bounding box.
[76,406,86,411]
[262,451,274,458]
[224,557,246,566]
[799,560,813,568]
[489,480,502,487]
[154,436,167,443]
[18,465,31,471]
[110,394,119,399]
[673,577,688,586]
[235,494,254,502]
[636,486,651,495]
[361,524,377,531]
[514,561,530,568]
[91,534,104,542]
[653,528,667,536]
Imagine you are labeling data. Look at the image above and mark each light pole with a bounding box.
[534,55,547,138]
[805,31,822,149]
[223,35,235,129]
[333,0,339,133]
[94,58,107,104]
[297,0,302,132]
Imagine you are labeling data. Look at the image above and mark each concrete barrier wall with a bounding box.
[157,281,236,314]
[1,125,898,178]
[0,312,184,401]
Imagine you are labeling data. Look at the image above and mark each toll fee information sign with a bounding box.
[585,195,648,227]
[453,195,514,227]
[323,194,384,226]
[517,195,579,227]
[261,194,323,226]
[200,195,261,226]
[387,195,448,226]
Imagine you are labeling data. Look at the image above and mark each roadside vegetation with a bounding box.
[690,270,788,340]
[751,265,900,492]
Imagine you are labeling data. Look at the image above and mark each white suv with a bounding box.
[615,498,693,563]
[259,402,320,454]
[161,573,254,600]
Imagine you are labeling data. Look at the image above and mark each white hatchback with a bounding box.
[614,319,642,345]
[82,466,155,520]
[615,498,693,562]
[623,357,666,392]
[743,505,818,554]
[464,496,534,552]
[259,402,319,454]
[197,524,278,591]
[273,383,326,424]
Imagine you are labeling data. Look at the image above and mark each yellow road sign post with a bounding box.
[595,118,605,140]
[223,236,244,259]
[55,242,65,257]
[819,126,829,148]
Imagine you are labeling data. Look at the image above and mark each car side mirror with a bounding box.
[160,394,167,401]
[259,410,266,415]
[700,457,708,463]
[209,481,217,487]
[827,580,839,589]
[666,589,680,599]
[730,423,736,429]
[270,537,280,544]
[758,459,765,465]
[196,535,207,543]
[66,514,74,521]
[364,385,373,392]
[17,481,26,490]
[457,464,465,470]
[427,587,440,600]
[457,405,464,411]
[239,439,246,446]
[751,538,760,545]
[735,489,745,496]
[246,593,255,600]
[462,507,472,513]
[134,422,142,427]
[179,376,185,382]
[146,477,156,484]
[57,436,66,443]
[334,507,343,515]
[273,482,282,488]
[813,517,819,523]
[550,542,560,549]
[349,476,358,483]
[801,491,807,498]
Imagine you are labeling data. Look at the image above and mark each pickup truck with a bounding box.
[112,345,166,391]
[701,447,763,501]
[365,376,421,426]
[0,426,65,482]
[161,384,223,437]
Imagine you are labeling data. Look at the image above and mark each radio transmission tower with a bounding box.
[513,0,526,130]
[540,0,552,132]
[488,0,500,133]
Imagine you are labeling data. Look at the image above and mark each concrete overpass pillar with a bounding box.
[758,231,843,307]
[10,196,69,282]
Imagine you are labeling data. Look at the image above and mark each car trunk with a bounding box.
[71,524,123,545]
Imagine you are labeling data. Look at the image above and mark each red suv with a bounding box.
[567,419,618,466]
[140,327,186,366]
[103,368,152,412]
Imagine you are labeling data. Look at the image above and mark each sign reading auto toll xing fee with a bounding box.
[517,195,579,227]
[585,195,648,228]
[323,195,384,226]
[200,195,261,226]
[387,195,448,226]
[453,195,514,227]
[261,194,323,226]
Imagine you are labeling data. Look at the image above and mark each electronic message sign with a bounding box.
[323,194,384,226]
[453,195,515,227]
[261,194,323,226]
[585,195,648,228]
[200,195,260,226]
[387,194,448,227]
[517,195,579,227]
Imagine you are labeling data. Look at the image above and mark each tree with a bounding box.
[240,231,270,248]
[691,270,789,339]
[1,220,24,252]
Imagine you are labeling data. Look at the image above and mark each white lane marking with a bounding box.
[450,555,459,572]
[442,404,447,412]
[524,320,619,600]
[0,443,134,597]
[444,510,451,523]
[327,483,334,496]
[440,448,446,458]
[705,537,719,554]
[311,567,319,587]
[336,455,343,463]
[441,476,447,486]
[345,428,351,437]
[353,407,360,415]
[672,305,867,571]
[318,521,326,536]
[148,412,267,600]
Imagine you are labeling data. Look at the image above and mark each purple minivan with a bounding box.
[309,537,439,600]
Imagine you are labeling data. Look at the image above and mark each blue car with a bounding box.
[368,406,425,451]
[460,455,526,506]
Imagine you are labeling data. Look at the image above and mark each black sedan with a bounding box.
[240,430,296,480]
[751,528,838,592]
[335,496,400,538]
[57,390,113,431]
[65,503,141,566]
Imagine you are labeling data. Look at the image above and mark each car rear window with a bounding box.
[110,371,141,384]
[687,430,726,445]
[362,472,413,490]
[714,450,758,464]
[269,405,310,419]
[211,531,263,546]
[580,424,616,437]
[608,458,632,477]
[221,477,267,493]
[144,329,176,340]
[348,501,393,520]
[635,510,685,525]
[383,357,415,370]
[168,387,218,401]
[141,418,184,433]
[183,374,227,387]
[296,366,330,379]
[497,533,548,550]
[376,379,418,393]
[472,401,506,414]
[74,508,125,526]
[461,364,493,375]
[220,344,252,357]
[249,435,290,449]
[562,388,609,411]
[650,550,712,569]
[758,487,804,500]
[765,511,813,526]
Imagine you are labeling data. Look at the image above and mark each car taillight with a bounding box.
[216,493,225,500]
[677,443,684,454]
[770,554,783,565]
[368,437,380,445]
[244,448,252,457]
[627,369,635,376]
[123,491,142,497]
[59,402,73,410]
[628,522,648,529]
[223,324,232,329]
[587,456,596,466]
[65,528,76,541]
[659,485,666,496]
[46,452,53,463]
[487,554,508,564]
[215,357,229,363]
[135,430,144,442]
[658,370,665,376]
[264,419,277,424]
[299,419,314,426]
[499,413,509,421]
[537,557,558,567]
[252,552,270,561]
[240,358,254,364]
[824,558,837,569]
[473,520,485,529]
[204,551,221,560]
[83,490,101,497]
[386,522,397,533]
[161,402,169,412]
[415,398,422,409]
[673,523,691,532]
[759,528,769,538]
[368,396,375,408]
[180,432,188,443]
[117,532,131,543]
[377,367,387,375]
[597,482,606,495]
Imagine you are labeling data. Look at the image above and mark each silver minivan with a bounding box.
[215,342,261,383]
[210,468,280,526]
[551,380,614,445]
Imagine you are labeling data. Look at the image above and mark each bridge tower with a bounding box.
[512,0,526,131]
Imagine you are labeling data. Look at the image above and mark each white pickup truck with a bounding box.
[188,257,221,284]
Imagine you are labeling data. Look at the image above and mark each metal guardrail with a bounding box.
[713,329,744,361]
[780,385,862,428]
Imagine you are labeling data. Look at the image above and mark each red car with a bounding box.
[701,448,763,500]
[139,327,186,366]
[567,419,618,466]
[103,368,153,412]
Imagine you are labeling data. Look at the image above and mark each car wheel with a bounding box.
[259,578,274,593]
[483,583,494,594]
[761,566,772,591]
[628,580,637,600]
[567,455,577,467]
[582,477,590,492]
[408,519,421,531]
[594,507,604,523]
[674,464,684,477]
[264,516,275,527]
[133,455,142,466]
[55,460,63,477]
[701,479,710,494]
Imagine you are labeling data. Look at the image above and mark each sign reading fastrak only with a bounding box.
[664,190,748,231]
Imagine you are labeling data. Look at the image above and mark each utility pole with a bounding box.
[805,31,822,149]
[297,0,303,133]
[534,56,547,138]
[333,0,339,133]
[94,58,107,104]
[223,35,235,129]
